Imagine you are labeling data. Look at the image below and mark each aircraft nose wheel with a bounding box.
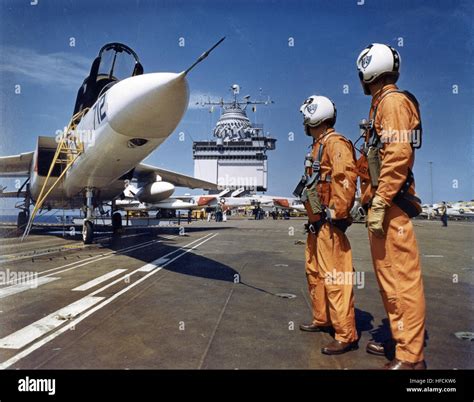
[17,211,28,230]
[112,212,123,234]
[82,220,94,244]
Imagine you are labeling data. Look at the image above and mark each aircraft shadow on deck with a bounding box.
[18,226,238,283]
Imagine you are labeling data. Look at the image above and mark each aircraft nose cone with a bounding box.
[106,72,189,138]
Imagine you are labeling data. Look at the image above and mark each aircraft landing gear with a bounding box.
[82,220,94,244]
[16,185,31,232]
[112,212,122,234]
[17,210,29,230]
[111,198,122,236]
[82,188,95,244]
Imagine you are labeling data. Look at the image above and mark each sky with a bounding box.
[0,0,472,206]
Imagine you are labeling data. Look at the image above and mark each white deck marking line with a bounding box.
[38,234,206,281]
[0,296,105,349]
[72,269,127,292]
[0,242,156,291]
[0,233,148,263]
[1,233,178,277]
[0,233,217,368]
[137,257,169,272]
[37,239,160,275]
[133,237,206,273]
[0,233,143,264]
[1,239,156,283]
[0,235,180,298]
[423,255,444,258]
[0,277,60,300]
[1,236,176,285]
[85,233,215,297]
[93,232,151,242]
[161,235,178,240]
[0,234,199,300]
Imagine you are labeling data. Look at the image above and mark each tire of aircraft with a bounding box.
[83,220,94,244]
[17,211,28,229]
[112,212,123,232]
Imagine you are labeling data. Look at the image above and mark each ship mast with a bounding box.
[197,84,274,112]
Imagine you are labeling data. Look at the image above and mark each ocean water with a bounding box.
[0,214,80,224]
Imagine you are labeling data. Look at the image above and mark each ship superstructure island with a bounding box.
[193,85,276,195]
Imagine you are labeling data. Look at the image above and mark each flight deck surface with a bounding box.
[0,218,471,369]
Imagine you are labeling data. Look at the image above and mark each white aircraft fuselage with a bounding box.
[29,72,189,208]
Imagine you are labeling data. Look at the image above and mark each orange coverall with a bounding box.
[305,129,358,343]
[359,84,426,363]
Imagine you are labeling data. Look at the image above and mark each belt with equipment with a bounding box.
[305,212,352,235]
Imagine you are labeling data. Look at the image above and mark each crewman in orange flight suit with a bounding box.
[356,43,426,369]
[297,95,359,355]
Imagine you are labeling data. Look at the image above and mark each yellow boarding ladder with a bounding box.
[21,108,89,240]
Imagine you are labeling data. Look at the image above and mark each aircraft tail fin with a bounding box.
[218,188,231,197]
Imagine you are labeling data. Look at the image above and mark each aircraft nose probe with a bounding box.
[184,37,226,75]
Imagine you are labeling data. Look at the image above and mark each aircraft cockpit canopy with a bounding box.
[73,43,143,117]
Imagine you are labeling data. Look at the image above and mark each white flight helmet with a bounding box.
[356,43,401,95]
[300,95,336,136]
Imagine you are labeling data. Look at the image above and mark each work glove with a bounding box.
[367,194,389,237]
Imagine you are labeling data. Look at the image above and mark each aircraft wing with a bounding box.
[0,152,34,177]
[168,195,195,202]
[134,163,218,190]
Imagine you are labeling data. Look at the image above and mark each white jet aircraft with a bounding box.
[0,40,225,243]
[117,184,306,216]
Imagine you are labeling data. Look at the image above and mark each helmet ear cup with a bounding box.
[390,45,401,72]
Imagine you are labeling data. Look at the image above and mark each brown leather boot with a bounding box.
[321,340,358,355]
[366,340,385,356]
[384,358,427,370]
[299,323,333,333]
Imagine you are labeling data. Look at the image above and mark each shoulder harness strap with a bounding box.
[306,132,336,187]
[369,89,422,149]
